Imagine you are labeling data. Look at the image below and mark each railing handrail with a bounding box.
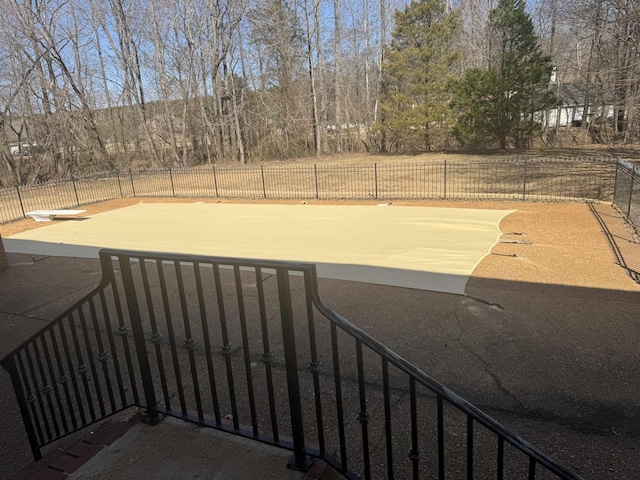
[101,247,586,479]
[306,271,583,479]
[1,248,586,478]
[101,248,319,271]
[0,254,116,365]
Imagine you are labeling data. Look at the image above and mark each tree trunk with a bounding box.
[150,0,181,165]
[333,0,342,153]
[304,0,322,156]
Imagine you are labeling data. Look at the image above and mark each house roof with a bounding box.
[551,82,585,106]
[551,82,615,107]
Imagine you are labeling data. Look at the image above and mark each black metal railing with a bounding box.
[613,158,640,232]
[2,249,582,479]
[0,156,617,224]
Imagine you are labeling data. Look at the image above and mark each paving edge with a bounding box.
[12,413,143,480]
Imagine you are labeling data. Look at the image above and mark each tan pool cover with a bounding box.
[4,203,513,294]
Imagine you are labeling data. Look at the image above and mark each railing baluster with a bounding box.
[409,377,419,480]
[437,395,445,480]
[382,358,394,480]
[195,262,221,426]
[68,311,96,422]
[39,336,68,434]
[529,456,536,480]
[89,297,116,412]
[77,306,106,417]
[234,265,259,436]
[467,415,474,480]
[118,255,160,423]
[356,340,371,479]
[213,263,239,431]
[277,268,311,471]
[175,261,204,421]
[497,437,504,480]
[256,267,279,442]
[14,358,38,441]
[24,344,53,441]
[48,328,77,430]
[157,259,187,416]
[330,322,348,471]
[110,278,139,403]
[58,319,86,425]
[303,270,324,454]
[99,290,127,408]
[3,354,42,460]
[139,260,170,410]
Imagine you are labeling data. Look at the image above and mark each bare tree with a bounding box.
[303,0,322,156]
[333,0,343,152]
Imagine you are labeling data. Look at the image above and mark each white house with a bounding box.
[545,73,614,128]
[10,143,39,156]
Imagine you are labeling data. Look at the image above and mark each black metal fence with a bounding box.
[2,249,582,479]
[613,158,640,232]
[0,156,617,224]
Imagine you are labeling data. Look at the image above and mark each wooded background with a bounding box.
[0,0,637,185]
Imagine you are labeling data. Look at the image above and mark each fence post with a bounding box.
[314,164,319,199]
[169,168,176,197]
[72,176,80,206]
[443,160,447,200]
[118,255,162,425]
[117,171,124,198]
[276,268,312,472]
[522,158,528,201]
[612,159,620,205]
[261,165,267,198]
[212,166,219,197]
[627,172,634,219]
[129,169,136,197]
[374,163,378,199]
[15,186,25,217]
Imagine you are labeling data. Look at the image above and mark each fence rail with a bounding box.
[2,249,582,479]
[0,156,618,224]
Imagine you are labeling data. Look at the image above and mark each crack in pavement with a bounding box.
[453,296,525,413]
[0,311,50,324]
[16,288,93,318]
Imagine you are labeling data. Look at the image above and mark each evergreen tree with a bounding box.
[375,0,460,152]
[452,0,557,149]
[450,68,506,147]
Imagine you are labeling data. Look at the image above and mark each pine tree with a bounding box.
[452,0,557,149]
[375,0,460,152]
[450,68,505,147]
